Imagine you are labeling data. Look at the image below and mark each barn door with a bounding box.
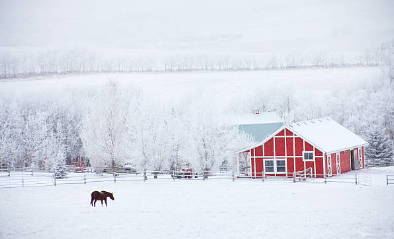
[327,155,332,176]
[351,150,360,170]
[354,149,360,170]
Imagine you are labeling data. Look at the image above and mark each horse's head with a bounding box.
[101,191,115,200]
[108,192,115,200]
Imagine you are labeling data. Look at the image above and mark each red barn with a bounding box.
[237,118,367,178]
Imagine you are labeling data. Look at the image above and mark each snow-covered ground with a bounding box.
[0,66,384,109]
[1,167,394,239]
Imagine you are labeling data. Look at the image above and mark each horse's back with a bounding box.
[91,191,101,198]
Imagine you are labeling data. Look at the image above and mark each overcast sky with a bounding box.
[0,0,393,53]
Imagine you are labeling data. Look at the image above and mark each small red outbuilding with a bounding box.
[237,118,367,178]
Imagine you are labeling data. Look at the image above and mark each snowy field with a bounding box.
[0,66,383,104]
[1,167,394,239]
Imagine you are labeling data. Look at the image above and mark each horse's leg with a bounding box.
[94,199,97,207]
[90,196,94,206]
[101,200,103,207]
[105,198,107,207]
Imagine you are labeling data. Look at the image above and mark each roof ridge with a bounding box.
[291,117,333,126]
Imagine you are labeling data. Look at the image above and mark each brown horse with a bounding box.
[90,191,115,207]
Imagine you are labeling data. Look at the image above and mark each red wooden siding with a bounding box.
[315,148,322,157]
[264,139,274,156]
[331,153,337,175]
[255,159,263,177]
[295,157,304,172]
[275,137,285,156]
[276,129,285,136]
[305,142,313,151]
[287,157,295,175]
[295,138,303,156]
[285,129,293,136]
[254,146,263,156]
[286,137,294,156]
[340,151,351,173]
[314,156,324,176]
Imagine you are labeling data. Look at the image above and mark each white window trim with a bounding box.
[303,151,315,161]
[264,158,287,173]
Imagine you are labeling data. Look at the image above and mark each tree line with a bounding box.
[0,82,251,173]
[0,47,389,79]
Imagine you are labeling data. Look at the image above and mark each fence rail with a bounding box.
[386,175,394,185]
[0,170,389,189]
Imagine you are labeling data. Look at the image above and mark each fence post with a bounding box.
[203,171,208,180]
[387,175,389,186]
[53,174,56,186]
[262,171,265,182]
[113,173,116,183]
[21,177,24,187]
[293,172,296,183]
[324,175,327,184]
[355,173,358,185]
[84,174,86,184]
[143,170,147,181]
[232,172,235,182]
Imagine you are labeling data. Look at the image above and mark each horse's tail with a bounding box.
[90,193,94,206]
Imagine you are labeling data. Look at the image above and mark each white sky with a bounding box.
[0,0,393,53]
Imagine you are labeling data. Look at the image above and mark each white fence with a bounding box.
[387,175,394,185]
[0,170,390,189]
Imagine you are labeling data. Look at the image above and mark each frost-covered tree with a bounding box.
[0,101,21,169]
[365,127,394,167]
[19,108,49,169]
[44,129,67,177]
[165,108,188,171]
[81,81,134,169]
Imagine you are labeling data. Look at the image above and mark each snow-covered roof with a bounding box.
[289,118,367,153]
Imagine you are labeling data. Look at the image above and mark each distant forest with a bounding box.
[0,44,392,79]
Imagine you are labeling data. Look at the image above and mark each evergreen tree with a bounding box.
[365,127,394,166]
[53,150,67,179]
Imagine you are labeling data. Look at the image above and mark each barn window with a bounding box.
[264,159,286,173]
[303,151,314,161]
[265,160,274,172]
[276,160,286,172]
